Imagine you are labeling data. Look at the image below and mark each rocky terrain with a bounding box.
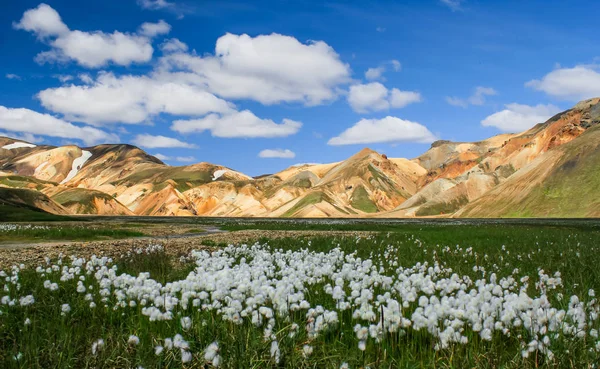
[1,98,600,218]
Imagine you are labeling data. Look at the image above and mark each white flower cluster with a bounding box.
[0,224,50,232]
[1,241,599,366]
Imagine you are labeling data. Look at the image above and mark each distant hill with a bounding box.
[2,98,600,218]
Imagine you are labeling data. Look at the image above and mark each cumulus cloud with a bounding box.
[161,38,188,53]
[138,20,171,38]
[172,110,302,138]
[14,4,167,68]
[365,66,385,81]
[446,86,497,108]
[131,134,196,148]
[481,103,560,132]
[0,106,117,145]
[160,33,351,105]
[390,90,423,108]
[258,149,296,159]
[526,65,600,101]
[13,3,69,37]
[37,72,234,125]
[364,60,401,81]
[347,83,422,113]
[328,116,436,145]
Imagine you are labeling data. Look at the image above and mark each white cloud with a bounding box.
[0,106,117,145]
[13,3,69,38]
[258,149,296,159]
[446,86,497,108]
[160,33,351,105]
[38,72,234,125]
[137,0,174,10]
[328,116,436,145]
[175,156,195,162]
[390,89,423,108]
[526,65,600,101]
[364,60,401,81]
[365,66,385,81]
[152,153,171,161]
[347,83,422,113]
[15,4,164,68]
[376,27,386,33]
[440,0,465,11]
[53,74,73,83]
[481,103,560,132]
[5,74,21,80]
[0,131,43,144]
[161,38,188,53]
[348,83,390,112]
[131,134,196,148]
[172,110,302,138]
[138,20,171,38]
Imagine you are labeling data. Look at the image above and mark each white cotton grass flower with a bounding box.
[24,318,31,326]
[340,363,350,369]
[180,316,192,330]
[13,352,23,361]
[155,345,164,355]
[19,295,34,306]
[271,340,281,363]
[302,344,313,358]
[128,335,140,346]
[181,349,192,363]
[204,341,221,367]
[91,339,105,356]
[61,304,71,315]
[204,341,219,360]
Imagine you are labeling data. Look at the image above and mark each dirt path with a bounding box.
[0,230,375,268]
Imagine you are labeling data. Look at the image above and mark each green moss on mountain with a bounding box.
[416,195,469,216]
[351,186,378,213]
[282,192,329,217]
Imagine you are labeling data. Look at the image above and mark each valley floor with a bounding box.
[1,219,600,368]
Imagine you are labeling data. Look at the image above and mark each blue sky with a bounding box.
[1,0,600,176]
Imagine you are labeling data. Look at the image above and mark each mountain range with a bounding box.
[2,98,600,218]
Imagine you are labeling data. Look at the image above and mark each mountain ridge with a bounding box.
[2,97,600,218]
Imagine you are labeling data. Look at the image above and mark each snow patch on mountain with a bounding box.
[61,150,92,184]
[212,170,227,181]
[2,142,37,150]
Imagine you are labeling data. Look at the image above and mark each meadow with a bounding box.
[0,223,145,243]
[1,222,599,368]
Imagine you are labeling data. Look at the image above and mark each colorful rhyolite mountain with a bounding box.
[2,98,600,218]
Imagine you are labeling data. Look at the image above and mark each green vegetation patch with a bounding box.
[282,191,329,217]
[0,225,144,242]
[350,185,378,213]
[1,223,600,368]
[415,194,469,216]
[0,175,55,190]
[52,188,114,206]
[0,204,69,222]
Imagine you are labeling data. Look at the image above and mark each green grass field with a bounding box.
[0,224,145,242]
[1,222,600,368]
